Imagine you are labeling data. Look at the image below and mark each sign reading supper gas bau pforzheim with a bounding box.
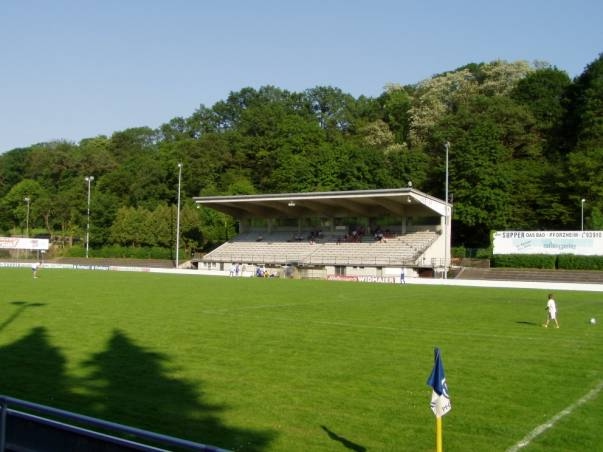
[493,231,603,255]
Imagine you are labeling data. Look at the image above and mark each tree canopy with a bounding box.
[1,55,602,250]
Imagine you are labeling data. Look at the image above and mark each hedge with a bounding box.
[557,254,603,270]
[493,254,603,270]
[64,245,174,260]
[492,254,556,269]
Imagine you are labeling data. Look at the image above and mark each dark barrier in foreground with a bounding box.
[0,396,229,452]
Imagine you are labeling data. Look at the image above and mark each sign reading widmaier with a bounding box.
[493,231,603,256]
[0,237,50,251]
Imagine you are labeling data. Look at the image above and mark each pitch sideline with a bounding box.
[506,380,603,451]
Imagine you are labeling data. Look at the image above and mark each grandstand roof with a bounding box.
[193,188,450,219]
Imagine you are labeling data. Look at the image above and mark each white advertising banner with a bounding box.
[0,237,50,250]
[493,231,603,255]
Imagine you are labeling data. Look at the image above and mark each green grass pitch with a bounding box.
[1,268,602,451]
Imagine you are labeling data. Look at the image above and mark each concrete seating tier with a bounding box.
[203,242,313,264]
[202,230,439,266]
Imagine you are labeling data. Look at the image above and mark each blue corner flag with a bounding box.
[427,347,451,417]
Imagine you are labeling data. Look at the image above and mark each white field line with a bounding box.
[506,380,603,452]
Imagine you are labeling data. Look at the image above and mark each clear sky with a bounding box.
[1,0,601,152]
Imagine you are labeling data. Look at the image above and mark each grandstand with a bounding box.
[201,230,438,266]
[192,188,451,280]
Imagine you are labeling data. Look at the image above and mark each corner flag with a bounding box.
[427,347,451,417]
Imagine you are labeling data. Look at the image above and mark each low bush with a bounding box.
[63,245,174,260]
[452,246,466,258]
[492,254,556,268]
[557,254,603,270]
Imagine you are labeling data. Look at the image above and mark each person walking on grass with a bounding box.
[543,293,559,328]
[31,261,40,279]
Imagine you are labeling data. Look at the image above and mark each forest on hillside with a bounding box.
[1,54,602,255]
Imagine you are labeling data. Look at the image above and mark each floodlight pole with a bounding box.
[175,163,183,268]
[24,197,31,237]
[85,176,94,258]
[581,198,586,231]
[444,141,450,279]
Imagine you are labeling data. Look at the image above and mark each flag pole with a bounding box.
[436,416,443,452]
[427,347,451,452]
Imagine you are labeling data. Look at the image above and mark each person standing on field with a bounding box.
[544,293,559,328]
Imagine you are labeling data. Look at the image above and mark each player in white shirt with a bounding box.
[544,293,559,328]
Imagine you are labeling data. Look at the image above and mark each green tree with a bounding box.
[2,55,603,254]
[477,60,533,96]
[208,86,325,193]
[107,127,159,162]
[24,141,79,190]
[110,206,152,247]
[380,85,412,144]
[219,169,257,195]
[148,204,173,247]
[561,53,603,151]
[408,67,478,146]
[158,117,192,142]
[0,179,44,234]
[304,86,356,134]
[100,153,171,208]
[158,135,228,197]
[511,66,572,162]
[0,147,32,198]
[77,136,119,176]
[563,54,603,227]
[87,190,120,246]
[358,119,397,149]
[269,152,315,192]
[566,147,603,227]
[196,206,233,250]
[385,145,430,189]
[185,104,223,136]
[430,95,547,246]
[511,67,571,134]
[180,202,204,255]
[408,60,534,147]
[43,184,81,239]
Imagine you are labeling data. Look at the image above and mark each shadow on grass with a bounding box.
[0,326,274,451]
[515,321,540,326]
[80,330,274,451]
[0,301,46,333]
[321,425,366,451]
[0,326,70,407]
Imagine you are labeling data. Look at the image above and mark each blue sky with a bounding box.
[1,0,601,152]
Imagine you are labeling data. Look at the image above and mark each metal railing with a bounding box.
[0,395,229,452]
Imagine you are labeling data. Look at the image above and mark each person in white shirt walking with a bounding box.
[543,293,559,328]
[31,262,41,279]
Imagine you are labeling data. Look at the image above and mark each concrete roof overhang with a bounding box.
[193,188,450,219]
